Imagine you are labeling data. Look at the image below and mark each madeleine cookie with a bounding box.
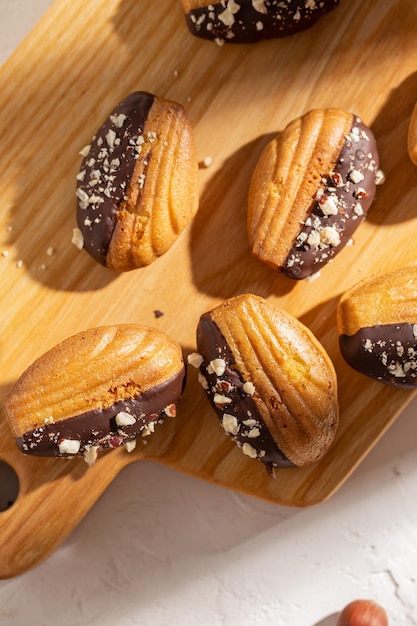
[337,266,417,388]
[75,91,199,271]
[248,109,383,280]
[182,0,340,44]
[5,325,186,464]
[190,294,338,474]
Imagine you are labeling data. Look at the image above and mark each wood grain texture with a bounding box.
[1,0,417,578]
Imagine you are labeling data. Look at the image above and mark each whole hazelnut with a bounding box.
[337,599,388,626]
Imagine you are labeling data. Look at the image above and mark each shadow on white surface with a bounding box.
[0,459,302,624]
[0,383,416,626]
[313,614,338,626]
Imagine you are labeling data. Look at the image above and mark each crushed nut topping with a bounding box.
[124,439,137,453]
[349,169,365,183]
[164,403,177,417]
[218,0,241,26]
[242,381,255,396]
[242,442,258,458]
[115,411,136,426]
[208,358,226,376]
[222,413,240,435]
[213,393,232,406]
[71,227,85,250]
[58,438,81,455]
[284,116,379,276]
[187,0,338,44]
[84,445,99,467]
[75,94,156,261]
[252,0,267,14]
[141,421,156,437]
[198,371,209,389]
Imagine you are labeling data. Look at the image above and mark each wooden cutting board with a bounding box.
[1,0,417,579]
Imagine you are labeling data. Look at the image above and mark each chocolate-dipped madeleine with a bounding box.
[191,294,338,474]
[337,266,417,388]
[75,91,199,271]
[182,0,340,44]
[5,325,186,464]
[248,109,383,280]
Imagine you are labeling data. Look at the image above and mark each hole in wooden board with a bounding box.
[0,461,20,511]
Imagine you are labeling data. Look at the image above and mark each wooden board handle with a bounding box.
[0,416,127,578]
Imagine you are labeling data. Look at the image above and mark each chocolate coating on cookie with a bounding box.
[76,92,199,271]
[185,0,340,44]
[76,91,155,265]
[194,294,338,472]
[16,368,185,457]
[197,314,295,472]
[5,324,186,465]
[248,109,383,281]
[340,323,417,388]
[284,117,380,279]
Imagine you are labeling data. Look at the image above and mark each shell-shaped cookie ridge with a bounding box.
[337,266,417,388]
[5,324,185,437]
[248,109,380,279]
[76,92,199,271]
[197,294,339,468]
[107,97,199,270]
[337,266,417,336]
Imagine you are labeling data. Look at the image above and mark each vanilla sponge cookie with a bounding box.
[191,294,339,475]
[5,325,186,465]
[338,266,417,388]
[75,91,199,271]
[248,108,383,279]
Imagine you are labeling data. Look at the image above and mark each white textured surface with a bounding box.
[1,3,417,625]
[0,0,54,64]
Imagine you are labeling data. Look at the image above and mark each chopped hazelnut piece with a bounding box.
[242,442,258,458]
[84,445,99,467]
[242,381,255,396]
[58,438,81,455]
[208,358,226,376]
[115,411,136,426]
[222,413,239,435]
[187,352,204,368]
[124,439,137,453]
[72,227,84,250]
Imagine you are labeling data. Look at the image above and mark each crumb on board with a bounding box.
[199,156,212,169]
